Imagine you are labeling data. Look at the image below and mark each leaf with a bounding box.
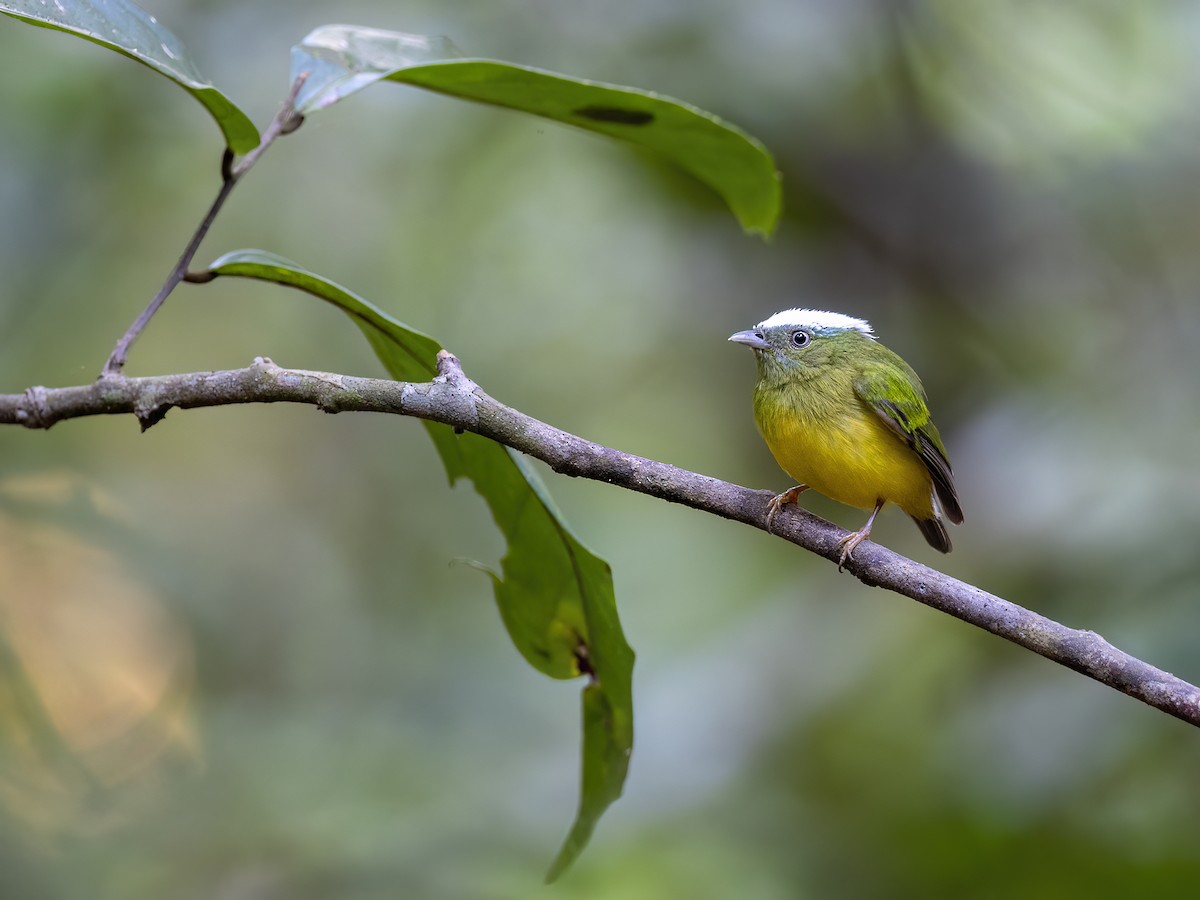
[289,24,464,113]
[202,249,634,880]
[0,0,258,153]
[291,24,781,235]
[543,652,632,883]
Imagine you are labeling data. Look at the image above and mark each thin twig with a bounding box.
[2,354,1198,729]
[100,75,308,377]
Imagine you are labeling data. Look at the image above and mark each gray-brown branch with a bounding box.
[3,353,1198,728]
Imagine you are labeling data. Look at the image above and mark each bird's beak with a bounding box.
[728,329,768,350]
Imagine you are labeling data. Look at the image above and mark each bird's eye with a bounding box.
[790,330,810,348]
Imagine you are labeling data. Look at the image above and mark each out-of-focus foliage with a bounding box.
[2,1,1200,898]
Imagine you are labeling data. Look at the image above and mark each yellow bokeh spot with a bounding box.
[0,477,197,837]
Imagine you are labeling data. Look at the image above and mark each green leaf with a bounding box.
[543,651,633,883]
[0,0,258,153]
[202,249,634,880]
[291,24,781,235]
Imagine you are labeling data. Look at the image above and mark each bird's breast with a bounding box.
[753,381,932,516]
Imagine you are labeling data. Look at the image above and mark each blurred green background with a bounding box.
[3,1,1200,897]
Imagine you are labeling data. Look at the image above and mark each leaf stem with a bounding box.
[99,75,308,377]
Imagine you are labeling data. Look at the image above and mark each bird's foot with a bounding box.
[765,485,809,533]
[835,529,870,571]
[835,499,884,571]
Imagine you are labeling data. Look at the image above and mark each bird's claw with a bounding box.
[835,530,869,571]
[765,485,809,533]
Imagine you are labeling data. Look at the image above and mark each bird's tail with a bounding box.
[911,514,952,554]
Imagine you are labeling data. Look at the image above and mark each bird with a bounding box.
[729,308,962,567]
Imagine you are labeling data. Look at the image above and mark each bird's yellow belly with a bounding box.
[758,403,932,517]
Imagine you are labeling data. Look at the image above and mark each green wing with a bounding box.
[853,360,964,524]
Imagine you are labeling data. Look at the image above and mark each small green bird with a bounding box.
[729,308,962,566]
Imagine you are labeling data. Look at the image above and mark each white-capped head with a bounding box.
[756,308,875,338]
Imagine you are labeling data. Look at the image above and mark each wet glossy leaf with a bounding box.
[291,24,780,235]
[0,0,258,152]
[202,249,633,879]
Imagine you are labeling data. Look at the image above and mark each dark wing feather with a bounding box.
[912,512,952,553]
[853,363,963,524]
